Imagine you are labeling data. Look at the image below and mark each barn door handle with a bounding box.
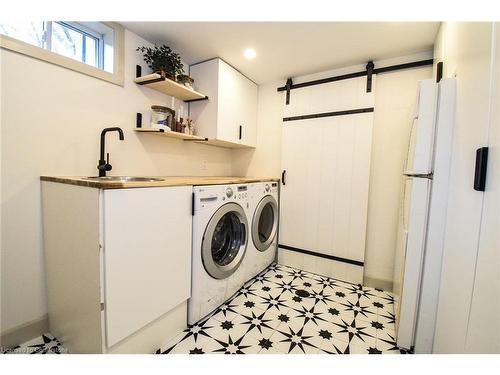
[281,170,286,185]
[474,147,489,191]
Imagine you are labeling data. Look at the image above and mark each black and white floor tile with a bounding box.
[158,263,410,355]
[2,263,408,355]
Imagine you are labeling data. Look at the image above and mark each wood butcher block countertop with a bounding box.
[40,176,280,189]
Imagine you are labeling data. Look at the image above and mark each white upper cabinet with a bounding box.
[189,58,257,148]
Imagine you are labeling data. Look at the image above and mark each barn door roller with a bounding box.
[366,61,374,93]
[285,78,293,105]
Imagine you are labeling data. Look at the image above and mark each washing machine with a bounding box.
[245,181,279,281]
[188,183,250,324]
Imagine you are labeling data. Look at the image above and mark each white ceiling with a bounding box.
[122,22,440,84]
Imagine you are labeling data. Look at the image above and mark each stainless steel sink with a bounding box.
[84,176,165,182]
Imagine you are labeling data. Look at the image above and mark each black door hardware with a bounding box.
[136,113,142,128]
[366,61,374,93]
[436,61,444,83]
[239,125,242,140]
[474,147,489,192]
[277,59,433,105]
[283,107,374,122]
[285,78,293,105]
[281,170,286,185]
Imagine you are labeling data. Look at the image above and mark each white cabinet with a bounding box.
[189,58,257,148]
[102,187,192,347]
[42,183,192,353]
[464,23,500,354]
[432,22,498,354]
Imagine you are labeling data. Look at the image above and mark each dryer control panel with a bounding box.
[263,182,279,194]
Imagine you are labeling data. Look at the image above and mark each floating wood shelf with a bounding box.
[135,128,208,141]
[134,73,208,102]
[203,138,256,149]
[135,128,255,149]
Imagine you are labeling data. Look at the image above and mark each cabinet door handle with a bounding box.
[239,125,242,140]
[474,147,489,191]
[191,192,195,216]
[281,170,286,185]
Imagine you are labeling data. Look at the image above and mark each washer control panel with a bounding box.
[221,185,248,201]
[195,184,252,210]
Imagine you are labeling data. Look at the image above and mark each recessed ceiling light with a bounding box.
[244,48,256,59]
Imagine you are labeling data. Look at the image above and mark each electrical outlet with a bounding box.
[201,160,208,171]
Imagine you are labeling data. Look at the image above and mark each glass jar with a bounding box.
[151,105,171,131]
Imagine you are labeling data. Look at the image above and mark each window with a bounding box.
[49,22,103,70]
[0,21,124,85]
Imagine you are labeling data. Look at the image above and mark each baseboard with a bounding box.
[278,247,364,284]
[363,276,393,293]
[1,314,49,349]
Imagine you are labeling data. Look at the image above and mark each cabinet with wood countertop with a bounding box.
[41,182,192,353]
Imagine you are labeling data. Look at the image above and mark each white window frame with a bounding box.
[0,22,124,86]
[50,21,105,69]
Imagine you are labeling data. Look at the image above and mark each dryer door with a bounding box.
[202,202,248,279]
[252,195,279,252]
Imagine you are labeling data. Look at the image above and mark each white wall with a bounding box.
[365,65,432,290]
[233,53,432,291]
[0,29,233,333]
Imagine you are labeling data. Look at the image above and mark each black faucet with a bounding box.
[97,127,124,177]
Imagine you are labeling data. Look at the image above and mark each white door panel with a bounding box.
[280,122,322,250]
[433,22,494,353]
[239,72,258,147]
[414,78,457,353]
[103,187,192,347]
[465,22,500,353]
[404,80,438,175]
[397,177,432,349]
[218,60,241,143]
[280,113,373,264]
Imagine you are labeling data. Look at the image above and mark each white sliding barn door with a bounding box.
[279,75,375,283]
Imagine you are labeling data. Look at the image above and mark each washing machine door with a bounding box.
[252,195,278,252]
[202,202,248,279]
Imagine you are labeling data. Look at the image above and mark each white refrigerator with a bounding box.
[394,78,456,351]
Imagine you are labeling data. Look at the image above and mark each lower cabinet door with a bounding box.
[102,186,192,347]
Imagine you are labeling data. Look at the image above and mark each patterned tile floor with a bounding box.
[159,263,409,354]
[2,263,409,355]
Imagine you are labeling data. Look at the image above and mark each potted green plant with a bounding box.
[136,44,184,81]
[176,74,195,89]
